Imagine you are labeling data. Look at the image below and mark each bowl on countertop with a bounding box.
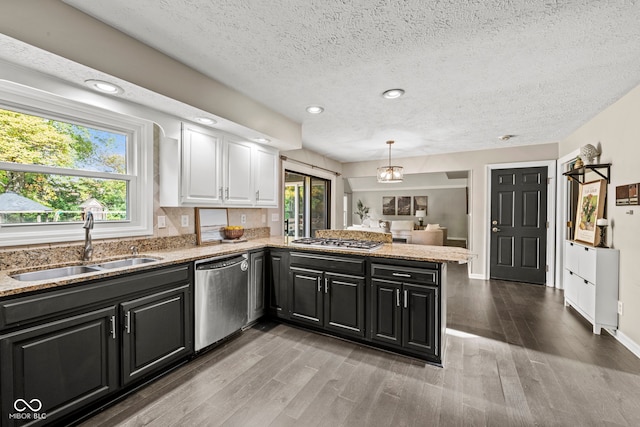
[223,227,244,240]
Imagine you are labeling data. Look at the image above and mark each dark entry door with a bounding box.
[490,167,548,284]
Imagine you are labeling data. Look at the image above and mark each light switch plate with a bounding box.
[157,216,166,229]
[181,215,189,227]
[241,214,247,224]
[618,301,623,315]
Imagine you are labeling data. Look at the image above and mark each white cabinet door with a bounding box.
[181,126,222,205]
[565,241,580,273]
[254,146,279,207]
[223,138,253,205]
[563,269,578,304]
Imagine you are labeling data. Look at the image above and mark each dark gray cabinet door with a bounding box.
[324,273,365,338]
[371,279,402,347]
[268,250,290,318]
[402,284,438,357]
[248,251,266,323]
[290,268,323,326]
[0,306,118,426]
[120,284,192,386]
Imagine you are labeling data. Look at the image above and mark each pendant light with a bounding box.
[377,140,404,183]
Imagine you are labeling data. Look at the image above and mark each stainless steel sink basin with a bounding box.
[11,265,102,282]
[93,257,159,269]
[10,257,161,281]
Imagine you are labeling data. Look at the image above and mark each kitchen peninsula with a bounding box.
[0,237,471,426]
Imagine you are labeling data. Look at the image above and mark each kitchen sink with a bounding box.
[11,265,103,282]
[10,257,161,281]
[93,257,159,269]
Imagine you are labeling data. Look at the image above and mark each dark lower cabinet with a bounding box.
[268,250,290,319]
[121,284,192,385]
[0,306,118,425]
[290,267,366,338]
[371,262,441,362]
[248,251,266,324]
[0,264,193,426]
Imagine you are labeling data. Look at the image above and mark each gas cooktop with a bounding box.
[290,238,384,252]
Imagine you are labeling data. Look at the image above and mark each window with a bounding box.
[284,170,330,238]
[0,82,153,246]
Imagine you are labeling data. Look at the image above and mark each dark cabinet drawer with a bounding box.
[371,263,438,285]
[290,252,365,276]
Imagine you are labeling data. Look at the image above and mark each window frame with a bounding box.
[0,82,153,247]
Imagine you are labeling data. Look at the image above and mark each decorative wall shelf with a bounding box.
[563,163,611,183]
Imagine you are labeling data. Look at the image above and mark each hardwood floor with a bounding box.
[81,264,640,426]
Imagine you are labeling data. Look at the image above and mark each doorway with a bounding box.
[284,171,330,238]
[489,166,548,284]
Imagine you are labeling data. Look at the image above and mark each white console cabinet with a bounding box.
[563,240,619,334]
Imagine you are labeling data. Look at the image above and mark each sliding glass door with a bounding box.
[284,171,330,238]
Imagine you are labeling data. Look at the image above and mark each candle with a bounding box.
[596,218,608,226]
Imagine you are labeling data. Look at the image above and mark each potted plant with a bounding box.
[355,199,370,223]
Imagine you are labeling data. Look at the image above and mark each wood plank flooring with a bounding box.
[81,264,640,426]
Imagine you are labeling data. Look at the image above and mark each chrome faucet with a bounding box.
[82,211,94,261]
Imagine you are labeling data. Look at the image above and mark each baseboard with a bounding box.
[614,330,640,359]
[468,273,486,280]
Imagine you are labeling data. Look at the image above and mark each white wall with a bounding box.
[343,143,559,278]
[558,82,640,350]
[352,188,468,239]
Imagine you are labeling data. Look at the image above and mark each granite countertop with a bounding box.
[0,237,473,298]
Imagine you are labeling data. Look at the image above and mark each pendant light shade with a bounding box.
[377,140,404,183]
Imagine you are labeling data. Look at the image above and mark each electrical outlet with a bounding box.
[181,215,189,227]
[618,301,623,315]
[241,214,247,224]
[157,216,166,229]
[271,213,279,222]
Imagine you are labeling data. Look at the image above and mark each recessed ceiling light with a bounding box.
[382,89,405,99]
[254,137,270,143]
[498,134,516,141]
[195,117,216,125]
[306,105,324,114]
[84,79,124,95]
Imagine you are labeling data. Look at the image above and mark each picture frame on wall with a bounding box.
[574,179,607,246]
[397,196,411,215]
[629,183,638,205]
[413,196,427,215]
[382,196,396,215]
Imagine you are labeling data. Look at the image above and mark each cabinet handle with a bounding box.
[317,277,321,292]
[225,187,229,199]
[396,289,400,307]
[569,271,573,275]
[392,272,411,278]
[256,190,260,201]
[219,187,223,199]
[584,247,589,252]
[404,290,408,309]
[110,315,116,339]
[584,279,588,284]
[324,277,328,294]
[125,311,131,334]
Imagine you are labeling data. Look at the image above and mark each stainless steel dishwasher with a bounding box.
[194,253,248,351]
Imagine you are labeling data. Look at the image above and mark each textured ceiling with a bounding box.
[54,1,640,162]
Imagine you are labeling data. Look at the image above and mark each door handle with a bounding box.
[324,277,328,294]
[125,311,131,334]
[396,289,400,307]
[492,227,500,232]
[110,315,116,339]
[317,277,321,292]
[492,220,498,225]
[404,290,408,309]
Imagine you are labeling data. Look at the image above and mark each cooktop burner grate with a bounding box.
[291,238,384,251]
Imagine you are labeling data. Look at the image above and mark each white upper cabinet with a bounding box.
[254,145,279,207]
[223,138,253,205]
[160,123,279,208]
[181,125,223,205]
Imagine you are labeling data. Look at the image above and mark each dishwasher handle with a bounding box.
[196,255,247,271]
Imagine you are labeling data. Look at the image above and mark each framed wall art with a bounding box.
[574,179,607,246]
[382,196,396,215]
[397,196,411,215]
[413,196,427,215]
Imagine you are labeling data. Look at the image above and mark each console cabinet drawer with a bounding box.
[371,263,438,285]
